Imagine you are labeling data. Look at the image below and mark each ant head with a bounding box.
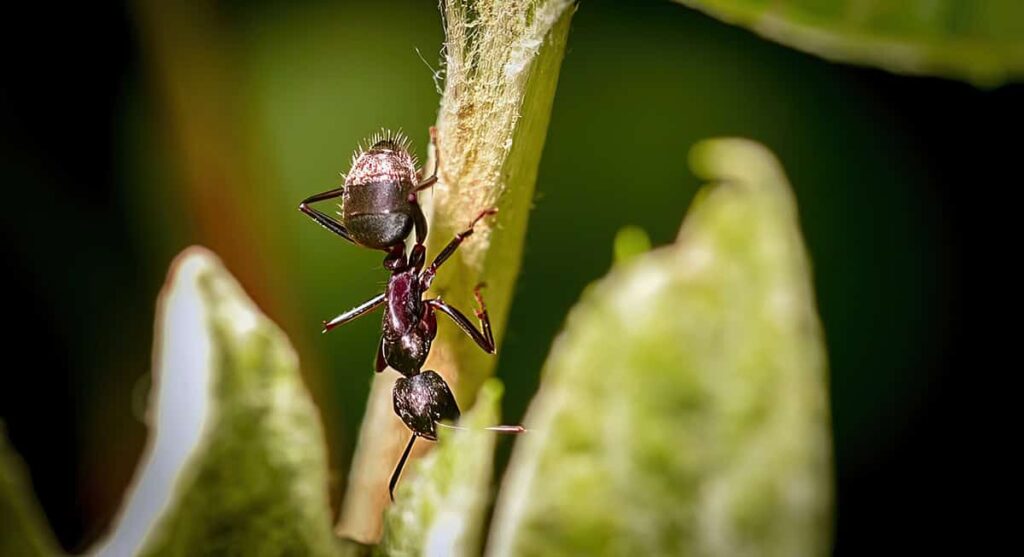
[393,370,460,441]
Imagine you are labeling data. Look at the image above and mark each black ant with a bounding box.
[299,129,523,500]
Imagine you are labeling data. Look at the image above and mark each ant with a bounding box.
[299,129,523,500]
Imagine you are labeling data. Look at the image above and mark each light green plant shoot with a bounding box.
[486,138,833,556]
[92,247,336,557]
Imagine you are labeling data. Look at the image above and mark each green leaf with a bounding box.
[487,139,833,556]
[673,0,1024,86]
[93,247,336,556]
[376,379,507,557]
[1,423,63,556]
[338,0,577,542]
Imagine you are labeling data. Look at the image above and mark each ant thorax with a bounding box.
[384,271,424,335]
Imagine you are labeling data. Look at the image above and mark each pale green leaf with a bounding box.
[674,0,1024,86]
[487,139,833,556]
[376,380,507,557]
[93,247,336,557]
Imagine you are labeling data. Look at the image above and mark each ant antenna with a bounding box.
[388,424,525,501]
[390,434,417,502]
[436,422,526,434]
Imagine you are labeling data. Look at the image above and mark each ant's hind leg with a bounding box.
[299,187,356,244]
[427,285,495,354]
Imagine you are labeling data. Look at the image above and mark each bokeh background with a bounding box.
[1,0,1012,553]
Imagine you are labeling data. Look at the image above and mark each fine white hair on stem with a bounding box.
[416,46,446,95]
[433,0,576,266]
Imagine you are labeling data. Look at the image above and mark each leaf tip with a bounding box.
[688,137,786,191]
[613,225,652,265]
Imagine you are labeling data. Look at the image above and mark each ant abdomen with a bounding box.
[344,210,413,250]
[393,370,460,441]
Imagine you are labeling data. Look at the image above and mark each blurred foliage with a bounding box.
[488,139,831,556]
[673,0,1024,85]
[497,0,944,508]
[1,423,62,557]
[94,248,335,556]
[377,381,506,557]
[0,0,978,552]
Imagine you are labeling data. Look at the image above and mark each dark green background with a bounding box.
[1,0,1007,553]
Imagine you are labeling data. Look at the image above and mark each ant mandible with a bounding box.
[299,129,522,500]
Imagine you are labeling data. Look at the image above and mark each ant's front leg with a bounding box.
[299,187,356,244]
[322,293,386,333]
[427,284,495,354]
[420,207,498,288]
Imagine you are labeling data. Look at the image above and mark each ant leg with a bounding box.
[408,124,435,267]
[437,422,526,434]
[375,337,388,372]
[322,293,385,333]
[299,187,356,244]
[407,195,428,273]
[409,193,428,246]
[420,208,498,288]
[427,286,495,354]
[413,126,441,192]
[389,434,417,501]
[406,126,440,256]
[414,174,437,193]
